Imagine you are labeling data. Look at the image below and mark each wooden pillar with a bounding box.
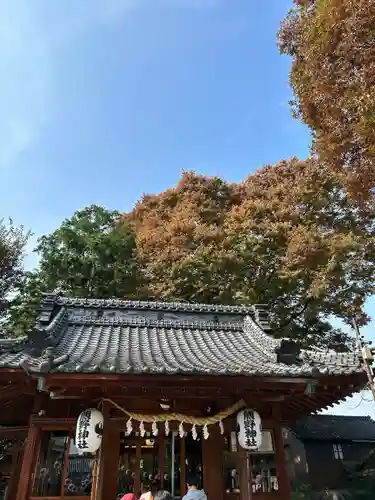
[272,404,291,500]
[15,393,49,500]
[238,448,251,500]
[274,424,291,500]
[180,436,186,497]
[202,432,224,500]
[135,440,141,496]
[5,442,24,500]
[15,423,41,500]
[91,459,99,500]
[159,431,165,488]
[60,433,71,497]
[97,412,120,500]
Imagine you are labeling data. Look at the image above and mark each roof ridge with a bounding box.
[52,294,264,315]
[68,314,245,331]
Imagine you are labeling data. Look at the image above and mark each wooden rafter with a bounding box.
[0,383,35,401]
[0,384,23,401]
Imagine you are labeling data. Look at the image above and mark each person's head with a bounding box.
[124,484,134,494]
[150,480,160,494]
[186,475,201,490]
[154,490,173,500]
[143,480,151,492]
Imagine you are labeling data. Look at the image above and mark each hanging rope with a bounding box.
[101,397,245,426]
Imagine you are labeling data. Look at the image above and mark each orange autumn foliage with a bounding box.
[126,160,375,348]
[278,0,375,199]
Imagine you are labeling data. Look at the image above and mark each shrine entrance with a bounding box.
[117,432,203,499]
[21,417,285,500]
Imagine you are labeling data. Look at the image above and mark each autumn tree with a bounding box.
[9,167,375,348]
[128,165,375,348]
[127,172,244,303]
[0,219,30,329]
[8,205,143,336]
[278,0,375,199]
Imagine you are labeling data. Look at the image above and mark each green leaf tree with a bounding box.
[9,163,375,349]
[0,218,30,329]
[8,205,143,336]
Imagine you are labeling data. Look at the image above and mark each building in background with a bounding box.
[284,415,375,498]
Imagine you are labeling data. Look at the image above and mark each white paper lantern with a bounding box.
[236,409,262,450]
[75,408,104,453]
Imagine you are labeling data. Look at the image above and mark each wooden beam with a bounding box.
[45,373,309,391]
[264,377,317,384]
[0,368,24,376]
[49,395,87,400]
[48,391,288,405]
[0,426,28,437]
[30,416,76,428]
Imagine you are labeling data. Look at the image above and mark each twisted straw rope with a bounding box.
[101,398,246,426]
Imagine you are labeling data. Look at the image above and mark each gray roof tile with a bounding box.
[292,415,375,441]
[0,295,365,377]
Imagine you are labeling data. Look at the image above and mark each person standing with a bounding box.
[182,475,207,500]
[140,479,160,500]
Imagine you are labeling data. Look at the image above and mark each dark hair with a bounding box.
[151,480,160,493]
[154,490,173,500]
[124,484,134,494]
[143,480,160,494]
[187,474,201,488]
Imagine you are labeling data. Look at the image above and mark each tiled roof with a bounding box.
[292,415,375,441]
[0,294,364,376]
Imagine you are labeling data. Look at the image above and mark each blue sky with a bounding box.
[0,0,374,417]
